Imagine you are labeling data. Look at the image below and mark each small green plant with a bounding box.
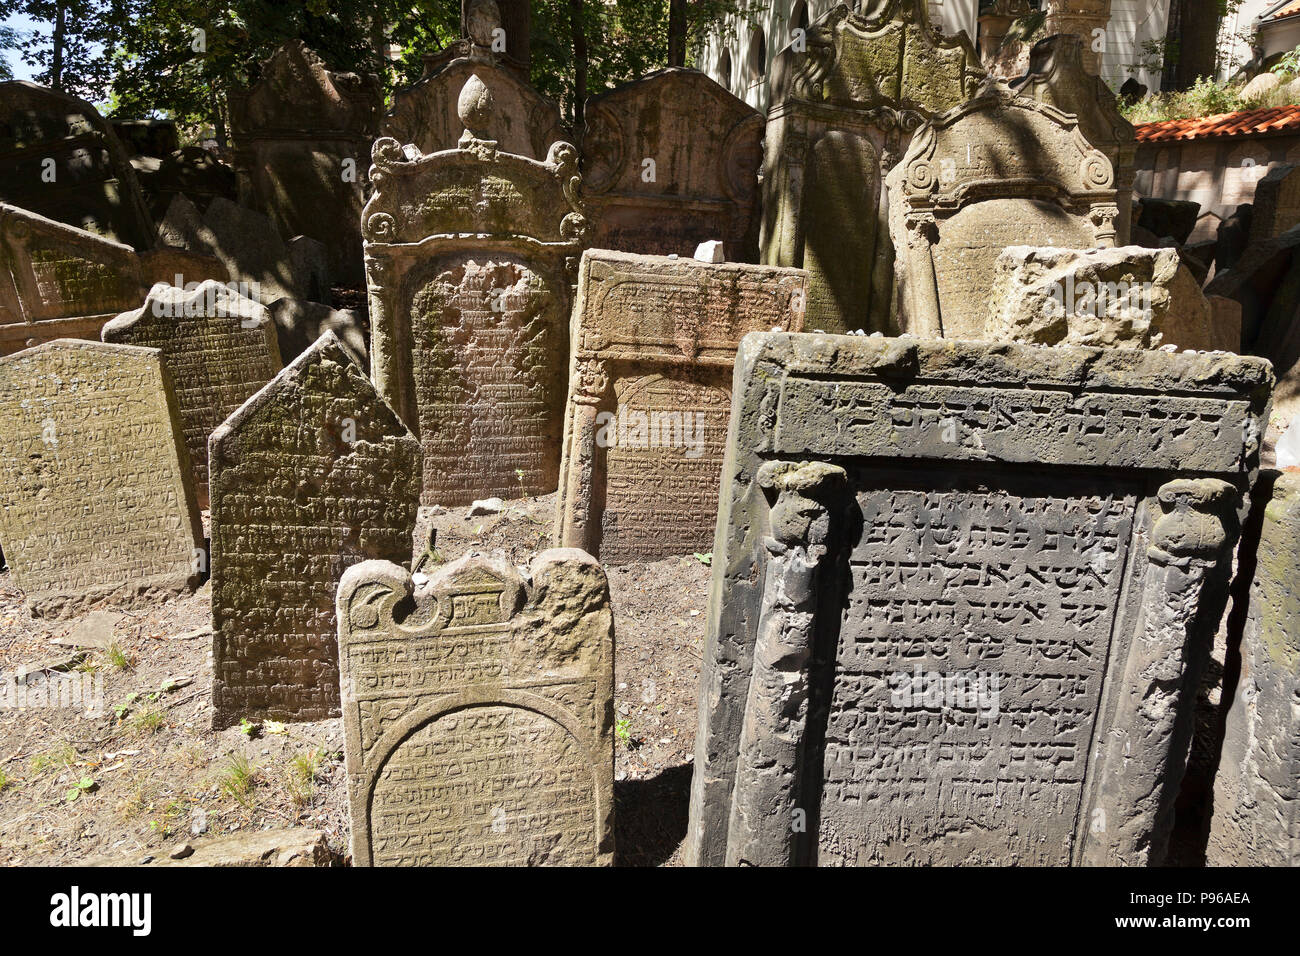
[147,800,184,838]
[514,466,527,498]
[218,754,258,808]
[285,749,325,811]
[105,641,134,672]
[615,717,633,747]
[30,743,77,776]
[64,776,97,803]
[129,706,166,736]
[238,718,261,739]
[693,552,712,566]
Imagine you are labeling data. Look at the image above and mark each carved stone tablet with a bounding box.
[209,332,421,729]
[887,81,1119,339]
[687,332,1272,867]
[363,76,587,506]
[1208,471,1300,865]
[581,68,763,261]
[555,249,806,562]
[761,1,983,334]
[0,339,203,618]
[0,202,147,355]
[0,80,155,250]
[337,549,614,866]
[102,281,283,506]
[228,41,382,285]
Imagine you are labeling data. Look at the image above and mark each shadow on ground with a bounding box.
[615,762,693,867]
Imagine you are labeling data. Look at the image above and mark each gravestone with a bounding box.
[687,332,1271,866]
[761,1,984,334]
[384,0,563,161]
[1249,164,1300,245]
[229,41,381,285]
[887,81,1119,339]
[102,280,283,505]
[0,340,203,618]
[581,68,763,261]
[209,332,421,729]
[133,146,238,222]
[0,81,155,251]
[0,202,147,355]
[555,249,806,562]
[363,75,587,506]
[985,245,1216,351]
[1208,471,1300,866]
[337,549,614,866]
[1011,34,1136,244]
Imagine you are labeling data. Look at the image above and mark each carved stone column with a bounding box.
[555,359,608,554]
[1083,479,1239,866]
[1045,0,1113,74]
[725,460,845,866]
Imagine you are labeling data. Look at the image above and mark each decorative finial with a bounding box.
[466,0,502,49]
[457,73,495,143]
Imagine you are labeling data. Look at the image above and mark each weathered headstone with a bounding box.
[687,332,1271,866]
[888,82,1119,339]
[0,202,146,355]
[0,340,203,618]
[384,0,563,161]
[1248,163,1300,245]
[1011,34,1136,244]
[132,146,238,222]
[555,249,806,562]
[1208,470,1300,866]
[581,68,763,261]
[337,548,615,866]
[0,81,155,251]
[984,245,1215,351]
[209,332,421,729]
[102,280,283,505]
[761,1,984,334]
[229,41,381,285]
[363,75,587,506]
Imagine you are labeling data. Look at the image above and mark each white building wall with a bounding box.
[1097,0,1171,92]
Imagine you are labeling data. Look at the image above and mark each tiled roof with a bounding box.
[1270,0,1300,21]
[1135,106,1300,143]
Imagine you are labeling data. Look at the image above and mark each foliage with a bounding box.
[1120,75,1253,124]
[0,24,19,80]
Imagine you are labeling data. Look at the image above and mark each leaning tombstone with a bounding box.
[228,41,381,285]
[887,81,1119,339]
[761,1,984,334]
[0,202,147,355]
[581,68,763,260]
[555,249,806,562]
[209,332,421,729]
[1207,470,1300,865]
[0,340,203,618]
[337,548,615,865]
[0,80,155,250]
[687,331,1271,866]
[1248,163,1300,245]
[383,0,564,161]
[102,280,283,506]
[363,74,587,506]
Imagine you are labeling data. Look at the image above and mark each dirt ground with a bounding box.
[0,493,709,867]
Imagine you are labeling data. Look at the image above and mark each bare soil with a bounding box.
[0,492,709,866]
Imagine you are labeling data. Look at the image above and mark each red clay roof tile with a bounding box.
[1271,0,1300,20]
[1135,105,1300,143]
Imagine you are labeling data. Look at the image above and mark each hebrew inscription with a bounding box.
[0,340,202,618]
[337,550,615,866]
[687,333,1272,867]
[209,332,421,728]
[555,250,806,561]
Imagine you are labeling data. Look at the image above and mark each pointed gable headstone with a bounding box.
[209,332,421,728]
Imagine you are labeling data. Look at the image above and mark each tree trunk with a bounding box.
[1163,0,1223,90]
[569,0,587,133]
[668,0,687,67]
[50,1,66,91]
